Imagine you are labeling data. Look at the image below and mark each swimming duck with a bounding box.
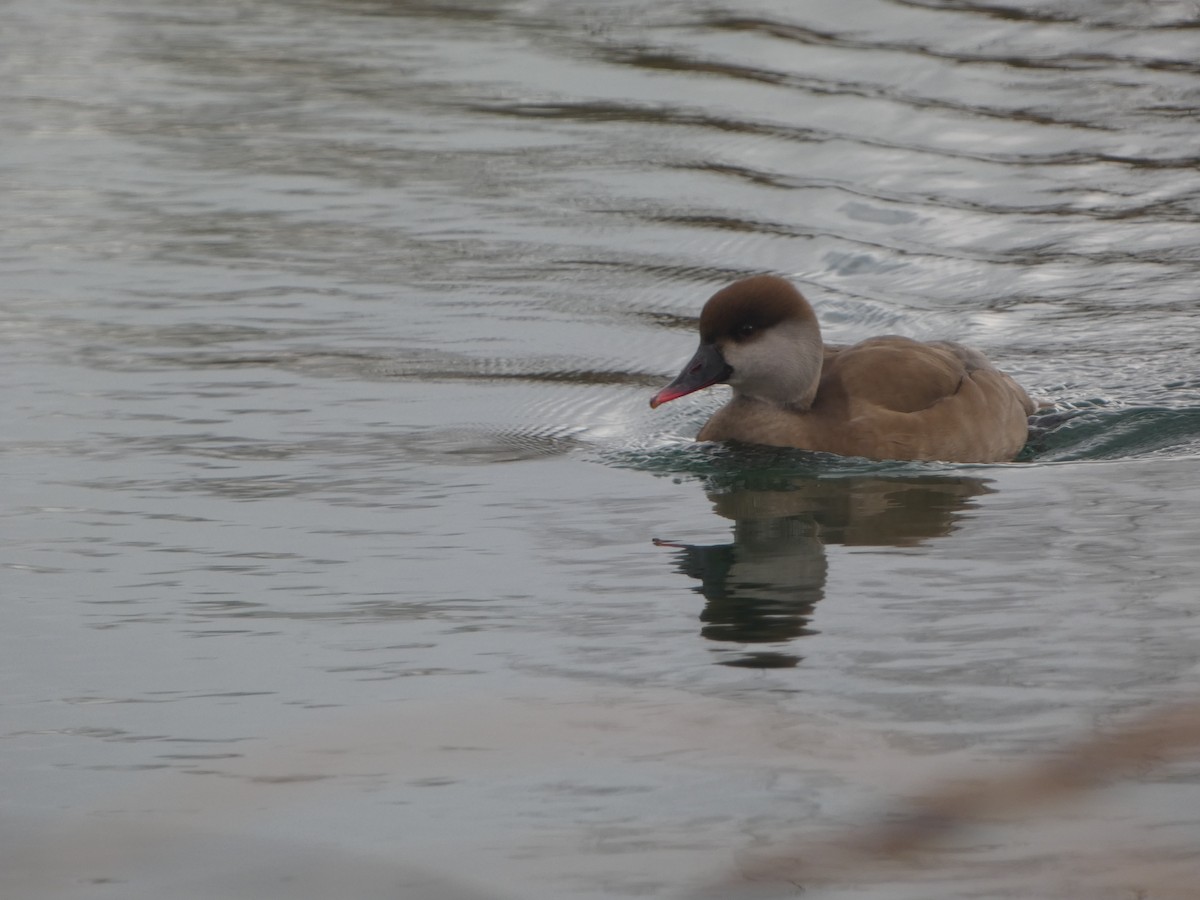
[650,276,1035,463]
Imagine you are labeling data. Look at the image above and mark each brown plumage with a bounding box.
[650,276,1035,463]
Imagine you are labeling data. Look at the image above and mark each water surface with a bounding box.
[4,0,1200,897]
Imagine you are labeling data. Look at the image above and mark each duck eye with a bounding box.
[735,323,757,339]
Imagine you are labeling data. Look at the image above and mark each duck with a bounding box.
[649,276,1035,463]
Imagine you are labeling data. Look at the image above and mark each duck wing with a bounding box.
[819,337,977,414]
[815,336,1035,462]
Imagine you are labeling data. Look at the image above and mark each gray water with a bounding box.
[4,1,1200,898]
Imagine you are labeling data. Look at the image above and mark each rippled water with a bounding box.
[4,0,1200,897]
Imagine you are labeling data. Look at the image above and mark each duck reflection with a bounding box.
[657,473,993,668]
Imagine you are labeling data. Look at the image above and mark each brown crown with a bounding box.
[698,275,817,344]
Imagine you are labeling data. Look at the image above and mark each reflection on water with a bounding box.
[657,516,824,667]
[659,474,992,667]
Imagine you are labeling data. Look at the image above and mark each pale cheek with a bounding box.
[722,347,749,383]
[723,343,769,383]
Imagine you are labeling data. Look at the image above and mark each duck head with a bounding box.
[650,276,825,410]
